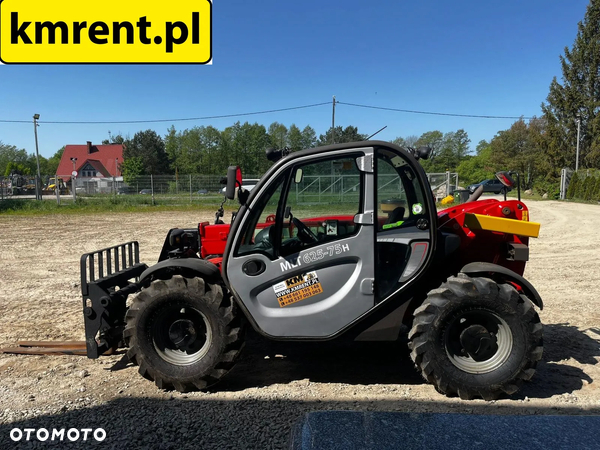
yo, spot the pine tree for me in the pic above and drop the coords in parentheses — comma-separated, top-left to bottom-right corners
(542, 0, 600, 172)
(594, 175, 600, 200)
(567, 171, 580, 199)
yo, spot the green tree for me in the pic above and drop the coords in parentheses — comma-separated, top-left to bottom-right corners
(301, 125, 317, 149)
(487, 119, 549, 189)
(164, 125, 181, 167)
(594, 176, 600, 200)
(4, 161, 31, 176)
(102, 133, 126, 145)
(415, 131, 444, 158)
(268, 122, 288, 149)
(541, 0, 600, 171)
(120, 156, 145, 184)
(123, 130, 170, 174)
(421, 130, 471, 173)
(392, 135, 419, 148)
(317, 125, 367, 146)
(220, 122, 271, 176)
(456, 146, 495, 186)
(44, 147, 64, 175)
(0, 142, 29, 175)
(288, 124, 304, 151)
(567, 171, 580, 199)
(580, 176, 593, 199)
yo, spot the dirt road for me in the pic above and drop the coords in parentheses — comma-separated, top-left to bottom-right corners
(0, 200, 599, 448)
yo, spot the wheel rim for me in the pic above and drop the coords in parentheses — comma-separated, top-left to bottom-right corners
(444, 309, 513, 374)
(151, 305, 212, 366)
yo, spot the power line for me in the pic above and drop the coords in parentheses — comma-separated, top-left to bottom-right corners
(0, 100, 535, 125)
(336, 101, 535, 120)
(0, 102, 330, 125)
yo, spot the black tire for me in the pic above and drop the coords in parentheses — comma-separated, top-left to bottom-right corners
(124, 275, 244, 392)
(408, 274, 543, 400)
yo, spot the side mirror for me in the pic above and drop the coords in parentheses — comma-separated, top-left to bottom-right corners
(225, 166, 242, 200)
(294, 168, 303, 184)
(416, 146, 432, 160)
(495, 171, 515, 188)
(406, 146, 432, 160)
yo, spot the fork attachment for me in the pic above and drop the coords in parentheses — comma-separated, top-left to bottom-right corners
(81, 241, 148, 358)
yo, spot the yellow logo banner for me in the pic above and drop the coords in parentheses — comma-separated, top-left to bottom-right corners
(0, 0, 212, 64)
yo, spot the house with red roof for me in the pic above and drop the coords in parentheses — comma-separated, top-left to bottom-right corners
(56, 141, 124, 193)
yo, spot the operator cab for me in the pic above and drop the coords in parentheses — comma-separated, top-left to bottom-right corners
(222, 141, 436, 339)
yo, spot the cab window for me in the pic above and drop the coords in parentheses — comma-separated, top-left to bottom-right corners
(279, 156, 363, 256)
(377, 152, 427, 231)
(234, 172, 287, 259)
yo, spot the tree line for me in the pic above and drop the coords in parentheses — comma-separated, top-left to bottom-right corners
(115, 123, 368, 182)
(0, 143, 64, 178)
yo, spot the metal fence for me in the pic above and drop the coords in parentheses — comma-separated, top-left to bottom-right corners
(427, 172, 459, 200)
(291, 172, 458, 204)
(1, 171, 459, 204)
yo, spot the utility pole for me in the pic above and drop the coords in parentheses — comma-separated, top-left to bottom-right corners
(331, 95, 336, 144)
(576, 117, 581, 172)
(33, 114, 42, 200)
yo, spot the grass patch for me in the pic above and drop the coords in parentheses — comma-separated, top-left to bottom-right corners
(0, 194, 232, 216)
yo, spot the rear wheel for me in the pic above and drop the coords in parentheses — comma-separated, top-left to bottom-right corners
(409, 274, 543, 400)
(124, 275, 244, 392)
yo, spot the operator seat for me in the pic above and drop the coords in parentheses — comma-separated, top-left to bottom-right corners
(385, 207, 405, 225)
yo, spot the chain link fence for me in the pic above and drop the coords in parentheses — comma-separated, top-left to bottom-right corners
(1, 171, 459, 204)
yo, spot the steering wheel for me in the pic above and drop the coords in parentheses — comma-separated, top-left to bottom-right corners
(292, 217, 319, 244)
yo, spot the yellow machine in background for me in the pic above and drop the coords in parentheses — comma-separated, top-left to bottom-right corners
(43, 177, 68, 194)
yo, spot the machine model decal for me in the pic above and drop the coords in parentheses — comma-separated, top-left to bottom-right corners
(279, 243, 350, 272)
(302, 243, 350, 264)
(273, 271, 323, 307)
(412, 203, 424, 215)
(382, 220, 404, 230)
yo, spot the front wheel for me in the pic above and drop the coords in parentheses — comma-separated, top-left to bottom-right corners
(409, 274, 543, 400)
(124, 275, 244, 392)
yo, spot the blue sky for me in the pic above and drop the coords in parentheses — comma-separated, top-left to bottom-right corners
(0, 0, 591, 158)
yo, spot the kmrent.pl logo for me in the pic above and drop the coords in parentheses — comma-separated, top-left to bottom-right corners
(10, 428, 106, 442)
(0, 0, 212, 64)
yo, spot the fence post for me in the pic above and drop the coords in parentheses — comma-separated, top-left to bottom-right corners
(560, 168, 572, 200)
(55, 174, 60, 205)
(72, 175, 76, 203)
(151, 174, 155, 206)
(446, 171, 450, 197)
(189, 174, 192, 204)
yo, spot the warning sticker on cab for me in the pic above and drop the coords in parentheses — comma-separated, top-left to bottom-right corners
(273, 271, 323, 307)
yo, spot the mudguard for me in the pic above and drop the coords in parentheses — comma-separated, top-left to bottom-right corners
(140, 258, 222, 284)
(460, 262, 543, 309)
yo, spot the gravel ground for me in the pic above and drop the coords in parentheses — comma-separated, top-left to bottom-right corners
(0, 199, 599, 449)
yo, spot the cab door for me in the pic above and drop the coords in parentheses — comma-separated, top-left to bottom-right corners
(375, 148, 435, 300)
(224, 147, 376, 338)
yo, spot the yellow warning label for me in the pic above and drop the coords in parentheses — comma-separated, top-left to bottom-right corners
(273, 271, 323, 307)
